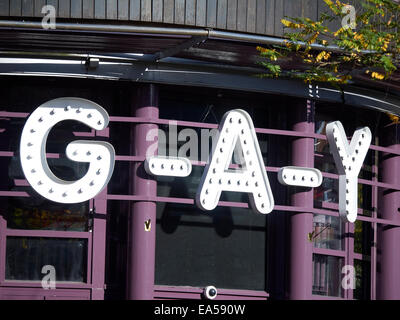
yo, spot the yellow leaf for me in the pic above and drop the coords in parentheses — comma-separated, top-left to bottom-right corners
(281, 18, 303, 29)
(281, 19, 292, 28)
(316, 51, 331, 62)
(334, 27, 345, 37)
(371, 72, 385, 80)
(307, 32, 320, 45)
(386, 113, 400, 124)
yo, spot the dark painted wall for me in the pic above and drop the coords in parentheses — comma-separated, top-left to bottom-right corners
(0, 0, 356, 37)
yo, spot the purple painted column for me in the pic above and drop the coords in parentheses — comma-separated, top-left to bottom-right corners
(377, 123, 400, 300)
(289, 100, 315, 300)
(91, 126, 110, 300)
(91, 188, 107, 300)
(127, 84, 158, 300)
(0, 214, 6, 285)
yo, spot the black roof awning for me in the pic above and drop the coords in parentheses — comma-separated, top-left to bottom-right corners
(0, 23, 400, 116)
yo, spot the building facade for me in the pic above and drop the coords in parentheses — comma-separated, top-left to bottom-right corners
(0, 0, 400, 300)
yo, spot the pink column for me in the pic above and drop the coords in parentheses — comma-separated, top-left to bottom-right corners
(377, 123, 400, 299)
(91, 127, 110, 300)
(127, 85, 158, 300)
(91, 188, 107, 300)
(289, 100, 314, 299)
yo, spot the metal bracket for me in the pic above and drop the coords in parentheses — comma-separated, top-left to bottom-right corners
(85, 57, 100, 70)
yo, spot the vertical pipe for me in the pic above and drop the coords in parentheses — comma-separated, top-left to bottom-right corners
(370, 140, 379, 300)
(127, 84, 159, 300)
(91, 127, 110, 300)
(377, 123, 400, 300)
(289, 100, 314, 300)
(346, 222, 354, 299)
(0, 214, 6, 284)
(91, 190, 108, 299)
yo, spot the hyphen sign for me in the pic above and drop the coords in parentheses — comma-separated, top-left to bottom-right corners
(20, 98, 371, 223)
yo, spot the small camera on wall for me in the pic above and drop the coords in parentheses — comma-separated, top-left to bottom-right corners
(203, 286, 218, 300)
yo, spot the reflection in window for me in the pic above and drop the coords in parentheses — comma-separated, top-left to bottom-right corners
(155, 202, 267, 291)
(314, 120, 336, 175)
(314, 121, 339, 206)
(314, 178, 339, 205)
(313, 215, 344, 251)
(6, 237, 87, 282)
(6, 197, 88, 231)
(312, 254, 344, 297)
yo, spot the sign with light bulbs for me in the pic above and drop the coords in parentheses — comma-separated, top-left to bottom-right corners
(20, 98, 372, 223)
(19, 97, 115, 204)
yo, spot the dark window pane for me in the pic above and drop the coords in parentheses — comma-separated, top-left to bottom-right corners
(104, 200, 129, 299)
(6, 237, 87, 282)
(358, 184, 373, 216)
(155, 203, 267, 291)
(354, 259, 371, 300)
(6, 197, 89, 231)
(157, 165, 204, 199)
(159, 86, 290, 131)
(312, 254, 344, 297)
(354, 221, 373, 255)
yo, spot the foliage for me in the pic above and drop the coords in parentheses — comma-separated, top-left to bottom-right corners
(257, 0, 400, 85)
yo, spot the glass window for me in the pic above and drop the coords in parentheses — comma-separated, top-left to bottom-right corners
(354, 220, 373, 255)
(358, 184, 373, 216)
(159, 87, 290, 131)
(313, 215, 345, 251)
(5, 197, 89, 231)
(155, 202, 267, 291)
(5, 237, 88, 282)
(104, 201, 128, 299)
(354, 259, 371, 300)
(312, 254, 344, 297)
(314, 177, 339, 206)
(155, 88, 291, 292)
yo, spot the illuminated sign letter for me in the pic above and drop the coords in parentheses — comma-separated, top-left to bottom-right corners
(196, 109, 274, 214)
(326, 121, 371, 222)
(20, 97, 115, 203)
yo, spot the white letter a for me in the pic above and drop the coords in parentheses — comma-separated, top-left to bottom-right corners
(196, 109, 274, 214)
